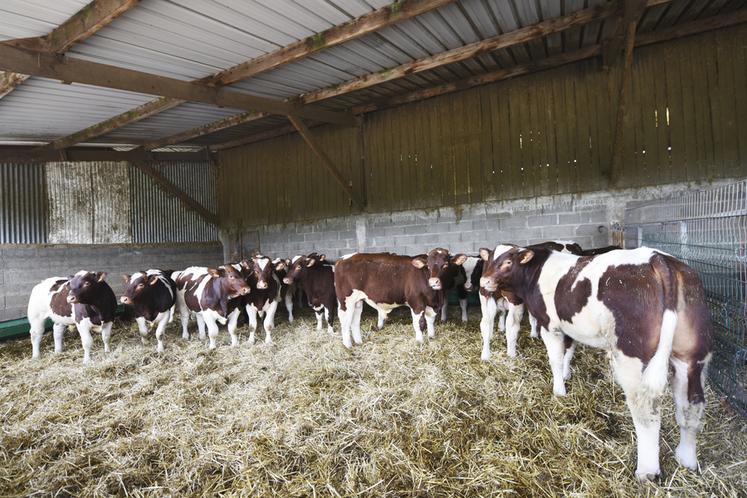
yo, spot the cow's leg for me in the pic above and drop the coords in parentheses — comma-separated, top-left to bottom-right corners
(410, 308, 425, 344)
(562, 337, 576, 380)
(324, 305, 334, 335)
(540, 328, 567, 396)
(100, 322, 112, 354)
(246, 305, 258, 345)
(204, 315, 220, 350)
(196, 313, 207, 341)
(504, 303, 523, 359)
(459, 298, 468, 323)
(479, 295, 496, 361)
(338, 301, 354, 349)
(136, 316, 149, 345)
(671, 355, 708, 471)
(29, 317, 46, 359)
(76, 321, 94, 364)
(168, 305, 175, 323)
(284, 290, 294, 323)
(377, 309, 386, 329)
(314, 306, 324, 331)
(227, 308, 240, 347)
(497, 309, 506, 332)
(351, 300, 364, 345)
(154, 313, 169, 353)
(263, 300, 278, 344)
(425, 306, 437, 339)
(529, 314, 539, 338)
(53, 322, 66, 354)
(178, 300, 190, 340)
(611, 351, 661, 481)
(440, 304, 448, 322)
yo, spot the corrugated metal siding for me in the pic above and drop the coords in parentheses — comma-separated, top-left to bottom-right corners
(0, 163, 47, 244)
(218, 126, 361, 226)
(218, 25, 747, 226)
(130, 161, 218, 243)
(46, 161, 132, 243)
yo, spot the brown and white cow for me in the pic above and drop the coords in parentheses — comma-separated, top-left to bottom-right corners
(334, 249, 466, 348)
(239, 254, 282, 345)
(121, 269, 176, 353)
(281, 252, 336, 334)
(272, 257, 296, 323)
(480, 244, 713, 480)
(27, 271, 117, 363)
(174, 265, 250, 349)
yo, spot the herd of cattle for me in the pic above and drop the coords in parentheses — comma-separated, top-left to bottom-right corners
(25, 240, 713, 482)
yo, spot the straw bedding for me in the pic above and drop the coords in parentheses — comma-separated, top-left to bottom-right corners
(0, 307, 745, 497)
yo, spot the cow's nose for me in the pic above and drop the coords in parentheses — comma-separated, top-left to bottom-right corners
(283, 277, 292, 285)
(241, 287, 250, 295)
(480, 277, 494, 289)
(257, 281, 268, 289)
(428, 277, 442, 289)
(66, 295, 76, 303)
(120, 296, 131, 304)
(464, 283, 473, 291)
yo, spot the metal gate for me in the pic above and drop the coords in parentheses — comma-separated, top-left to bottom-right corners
(624, 180, 747, 416)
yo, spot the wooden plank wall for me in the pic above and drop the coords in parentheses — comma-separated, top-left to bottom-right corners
(218, 24, 747, 227)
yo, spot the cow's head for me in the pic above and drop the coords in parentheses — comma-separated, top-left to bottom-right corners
(462, 257, 483, 292)
(479, 244, 533, 293)
(120, 272, 160, 304)
(212, 264, 251, 298)
(67, 270, 108, 304)
(412, 247, 467, 290)
(242, 254, 275, 290)
(282, 253, 325, 284)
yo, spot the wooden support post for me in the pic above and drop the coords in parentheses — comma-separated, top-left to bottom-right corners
(288, 115, 364, 210)
(131, 161, 219, 225)
(608, 20, 638, 185)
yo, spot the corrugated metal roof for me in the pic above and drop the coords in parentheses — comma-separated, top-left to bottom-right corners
(0, 0, 741, 148)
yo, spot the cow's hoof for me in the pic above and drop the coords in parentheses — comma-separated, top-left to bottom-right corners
(481, 352, 491, 362)
(343, 340, 352, 349)
(635, 469, 660, 482)
(506, 350, 517, 359)
(675, 445, 698, 470)
(553, 386, 567, 397)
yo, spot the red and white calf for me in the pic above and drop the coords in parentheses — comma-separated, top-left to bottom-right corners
(334, 249, 466, 348)
(121, 269, 176, 353)
(480, 244, 712, 480)
(272, 257, 296, 323)
(239, 255, 282, 345)
(27, 271, 117, 363)
(174, 265, 250, 349)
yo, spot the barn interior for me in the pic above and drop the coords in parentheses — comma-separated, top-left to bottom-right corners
(0, 0, 746, 495)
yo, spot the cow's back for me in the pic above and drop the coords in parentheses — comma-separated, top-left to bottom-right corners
(335, 253, 415, 307)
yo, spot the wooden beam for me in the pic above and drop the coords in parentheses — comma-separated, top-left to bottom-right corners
(210, 124, 300, 151)
(635, 8, 747, 47)
(0, 0, 142, 101)
(0, 43, 355, 126)
(0, 146, 209, 164)
(21, 1, 453, 162)
(206, 0, 457, 87)
(288, 115, 363, 210)
(152, 4, 615, 150)
(602, 0, 648, 66)
(131, 161, 219, 225)
(140, 112, 270, 151)
(608, 20, 638, 184)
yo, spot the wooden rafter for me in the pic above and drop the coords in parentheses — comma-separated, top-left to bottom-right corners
(288, 115, 363, 210)
(143, 3, 617, 151)
(210, 7, 747, 152)
(18, 0, 455, 158)
(608, 20, 639, 183)
(602, 0, 648, 66)
(0, 0, 141, 100)
(0, 146, 209, 164)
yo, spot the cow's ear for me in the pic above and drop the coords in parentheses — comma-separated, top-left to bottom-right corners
(319, 254, 326, 261)
(96, 271, 107, 282)
(208, 268, 220, 277)
(240, 259, 250, 270)
(518, 250, 534, 265)
(275, 261, 286, 271)
(122, 274, 130, 285)
(479, 248, 491, 261)
(452, 254, 468, 266)
(411, 257, 427, 269)
(148, 275, 160, 286)
(306, 258, 316, 267)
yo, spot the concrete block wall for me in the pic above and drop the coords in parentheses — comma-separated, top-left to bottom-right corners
(224, 180, 738, 262)
(0, 242, 223, 321)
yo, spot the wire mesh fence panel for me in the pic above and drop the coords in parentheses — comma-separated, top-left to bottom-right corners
(624, 180, 747, 416)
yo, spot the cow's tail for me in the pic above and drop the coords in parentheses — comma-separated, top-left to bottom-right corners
(641, 253, 679, 395)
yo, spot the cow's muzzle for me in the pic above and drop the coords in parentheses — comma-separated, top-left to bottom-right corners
(428, 278, 442, 290)
(240, 287, 251, 295)
(66, 295, 77, 303)
(256, 281, 268, 290)
(283, 277, 292, 285)
(480, 277, 497, 292)
(120, 296, 132, 304)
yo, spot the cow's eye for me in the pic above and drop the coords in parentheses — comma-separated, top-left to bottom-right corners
(137, 283, 144, 289)
(296, 265, 301, 270)
(442, 263, 449, 269)
(83, 282, 90, 287)
(229, 274, 235, 279)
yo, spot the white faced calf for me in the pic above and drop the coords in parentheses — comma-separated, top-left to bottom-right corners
(239, 255, 282, 345)
(27, 271, 117, 363)
(121, 270, 176, 353)
(480, 244, 713, 481)
(281, 253, 336, 334)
